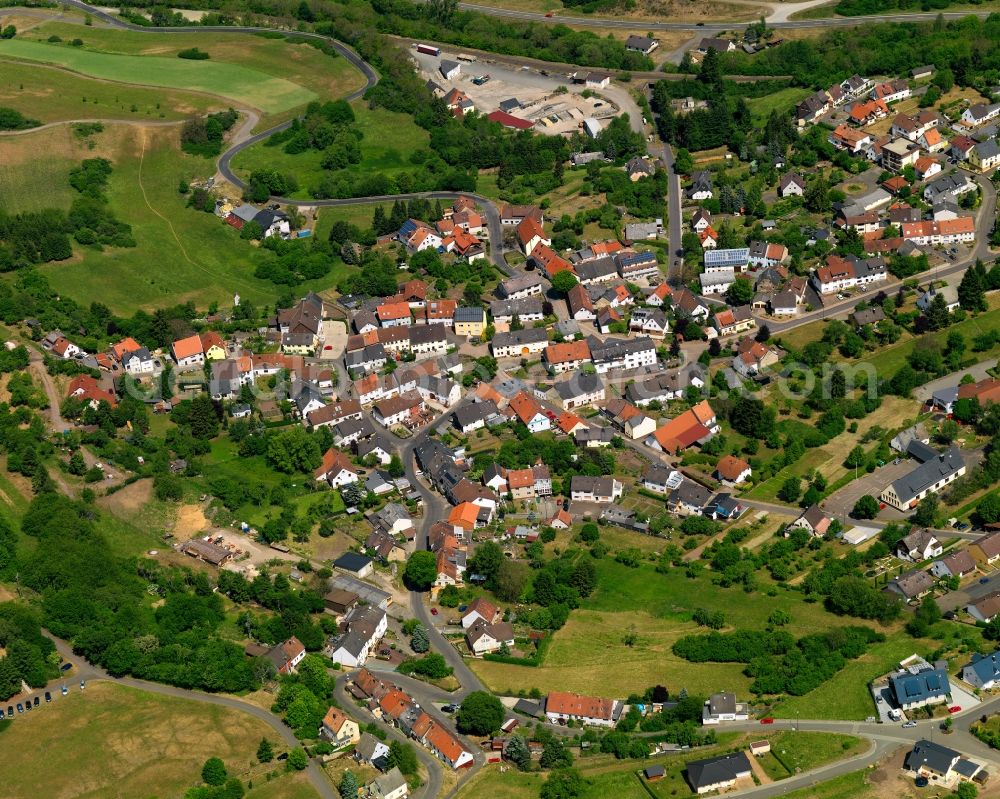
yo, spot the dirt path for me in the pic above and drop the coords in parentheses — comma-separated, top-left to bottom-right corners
(746, 749, 774, 785)
(27, 348, 66, 431)
(136, 127, 198, 267)
(0, 117, 184, 137)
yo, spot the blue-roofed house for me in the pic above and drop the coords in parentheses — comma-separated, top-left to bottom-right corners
(889, 662, 950, 711)
(962, 650, 1000, 690)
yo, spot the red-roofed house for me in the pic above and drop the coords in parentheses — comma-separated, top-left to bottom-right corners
(67, 374, 117, 409)
(172, 334, 204, 368)
(516, 217, 550, 256)
(545, 691, 621, 727)
(315, 448, 358, 488)
(649, 400, 719, 454)
(715, 455, 752, 486)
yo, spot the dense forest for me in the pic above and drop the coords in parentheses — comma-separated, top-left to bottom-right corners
(716, 15, 1000, 92)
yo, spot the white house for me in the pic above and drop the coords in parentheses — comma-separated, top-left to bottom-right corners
(545, 691, 621, 727)
(324, 606, 388, 668)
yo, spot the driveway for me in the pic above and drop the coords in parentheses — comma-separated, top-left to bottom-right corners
(936, 566, 1000, 613)
(318, 320, 347, 361)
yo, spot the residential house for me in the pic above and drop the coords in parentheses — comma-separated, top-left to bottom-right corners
(423, 299, 457, 326)
(367, 767, 409, 799)
(355, 733, 391, 768)
(905, 740, 983, 785)
(516, 216, 549, 256)
(570, 476, 623, 503)
(315, 448, 359, 488)
(543, 340, 592, 374)
(499, 273, 544, 300)
(889, 663, 951, 710)
(712, 306, 755, 337)
(172, 334, 204, 368)
(701, 693, 749, 725)
(454, 306, 487, 338)
(554, 373, 605, 410)
(544, 691, 621, 727)
(962, 102, 1000, 128)
(897, 528, 943, 562)
(648, 400, 719, 454)
(508, 390, 550, 432)
(829, 124, 871, 154)
(715, 455, 751, 486)
(747, 241, 789, 269)
(490, 298, 544, 327)
(588, 335, 657, 373)
(790, 504, 831, 538)
(628, 307, 669, 339)
(691, 208, 712, 233)
(466, 619, 515, 655)
(687, 171, 714, 201)
(667, 479, 713, 515)
(732, 337, 779, 378)
(491, 328, 549, 358)
(373, 392, 424, 428)
(923, 172, 976, 203)
(265, 637, 306, 675)
(567, 282, 596, 321)
(886, 569, 936, 601)
(453, 400, 499, 433)
(325, 605, 388, 668)
(970, 138, 1000, 172)
(641, 463, 683, 495)
(930, 549, 977, 579)
(625, 34, 658, 54)
(778, 172, 806, 197)
(686, 752, 752, 795)
(968, 592, 1000, 623)
(970, 532, 1000, 567)
(320, 707, 361, 748)
(462, 597, 500, 629)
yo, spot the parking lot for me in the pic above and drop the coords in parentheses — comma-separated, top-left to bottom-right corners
(822, 458, 915, 521)
(4, 662, 82, 720)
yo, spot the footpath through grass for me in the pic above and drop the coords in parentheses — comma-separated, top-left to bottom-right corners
(0, 38, 315, 113)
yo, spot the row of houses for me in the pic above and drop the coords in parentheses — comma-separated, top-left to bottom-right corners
(349, 668, 475, 769)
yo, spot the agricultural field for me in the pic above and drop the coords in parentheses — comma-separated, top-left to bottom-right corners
(0, 125, 342, 312)
(229, 104, 431, 199)
(0, 681, 314, 799)
(0, 60, 225, 123)
(28, 20, 366, 121)
(0, 38, 314, 115)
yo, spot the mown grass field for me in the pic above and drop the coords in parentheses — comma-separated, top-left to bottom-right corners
(778, 770, 874, 799)
(469, 555, 892, 701)
(0, 681, 315, 799)
(760, 731, 866, 778)
(30, 20, 365, 124)
(0, 59, 225, 122)
(0, 38, 315, 114)
(0, 125, 340, 312)
(230, 103, 430, 198)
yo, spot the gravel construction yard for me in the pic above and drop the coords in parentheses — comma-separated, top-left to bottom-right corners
(412, 48, 622, 137)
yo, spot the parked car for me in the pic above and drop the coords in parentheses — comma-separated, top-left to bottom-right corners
(61, 685, 67, 696)
(60, 662, 72, 672)
(44, 692, 51, 703)
(16, 703, 23, 714)
(80, 680, 86, 690)
(980, 577, 991, 584)
(949, 706, 961, 713)
(32, 696, 39, 708)
(903, 721, 917, 728)
(442, 704, 458, 713)
(430, 608, 438, 615)
(760, 717, 775, 724)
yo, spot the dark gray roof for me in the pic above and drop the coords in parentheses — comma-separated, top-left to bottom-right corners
(454, 306, 485, 323)
(575, 257, 618, 283)
(334, 552, 373, 573)
(904, 739, 959, 775)
(906, 439, 940, 463)
(890, 445, 965, 504)
(890, 665, 949, 705)
(454, 400, 498, 428)
(555, 372, 604, 400)
(686, 752, 751, 791)
(669, 480, 712, 509)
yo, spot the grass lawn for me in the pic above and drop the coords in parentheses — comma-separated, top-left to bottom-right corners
(764, 731, 866, 776)
(0, 38, 314, 114)
(470, 556, 889, 701)
(30, 20, 365, 124)
(315, 204, 382, 239)
(777, 770, 875, 799)
(746, 87, 812, 122)
(230, 103, 430, 199)
(746, 447, 831, 501)
(0, 681, 312, 799)
(0, 125, 332, 312)
(0, 59, 225, 123)
(774, 633, 927, 720)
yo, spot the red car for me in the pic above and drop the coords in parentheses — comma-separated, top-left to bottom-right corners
(545, 10, 554, 15)
(431, 608, 438, 615)
(760, 717, 775, 725)
(949, 706, 961, 713)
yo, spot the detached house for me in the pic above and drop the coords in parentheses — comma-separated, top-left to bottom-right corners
(516, 216, 549, 256)
(790, 504, 831, 538)
(315, 448, 359, 488)
(930, 549, 977, 579)
(570, 476, 623, 504)
(896, 528, 943, 562)
(715, 455, 751, 486)
(963, 651, 1000, 690)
